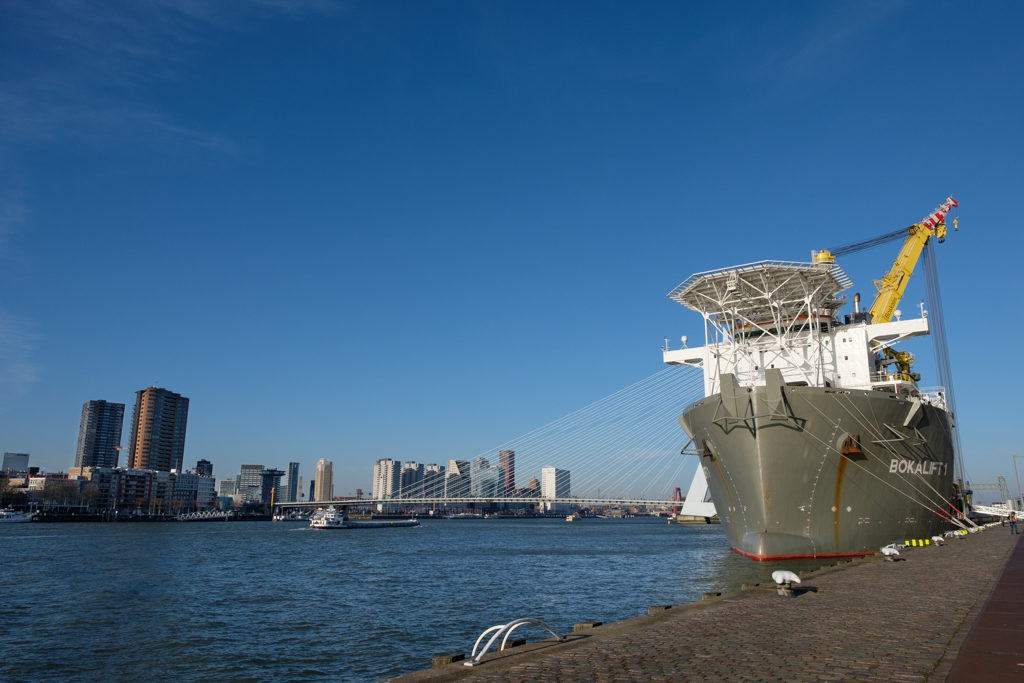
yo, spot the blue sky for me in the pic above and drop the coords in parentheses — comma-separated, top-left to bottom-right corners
(2, 1, 1022, 497)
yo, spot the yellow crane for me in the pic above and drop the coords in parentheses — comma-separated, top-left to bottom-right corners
(868, 196, 958, 325)
(820, 197, 959, 381)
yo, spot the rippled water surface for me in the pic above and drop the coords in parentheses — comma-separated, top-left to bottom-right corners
(0, 519, 826, 681)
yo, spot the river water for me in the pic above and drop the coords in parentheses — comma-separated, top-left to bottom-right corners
(1, 518, 827, 681)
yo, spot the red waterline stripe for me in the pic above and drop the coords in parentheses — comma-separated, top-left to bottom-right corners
(731, 546, 876, 562)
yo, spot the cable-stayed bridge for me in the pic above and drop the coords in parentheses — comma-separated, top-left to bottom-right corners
(277, 366, 713, 513)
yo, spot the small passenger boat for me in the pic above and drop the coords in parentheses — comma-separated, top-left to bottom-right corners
(0, 508, 35, 523)
(309, 507, 419, 529)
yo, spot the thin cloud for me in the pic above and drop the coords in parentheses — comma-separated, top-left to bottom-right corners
(0, 0, 343, 151)
(752, 2, 908, 83)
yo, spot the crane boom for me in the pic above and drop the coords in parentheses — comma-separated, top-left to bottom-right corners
(867, 196, 958, 324)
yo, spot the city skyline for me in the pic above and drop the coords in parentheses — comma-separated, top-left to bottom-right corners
(2, 2, 1023, 493)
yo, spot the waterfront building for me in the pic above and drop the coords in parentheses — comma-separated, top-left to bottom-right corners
(69, 466, 120, 509)
(284, 462, 300, 503)
(219, 478, 237, 497)
(541, 466, 571, 512)
(2, 452, 29, 473)
(499, 450, 515, 495)
(260, 468, 285, 504)
(527, 477, 539, 491)
(118, 469, 155, 511)
(173, 470, 215, 512)
(444, 459, 471, 498)
(372, 458, 400, 499)
(309, 479, 315, 502)
(127, 387, 189, 472)
(151, 470, 175, 513)
(423, 463, 444, 498)
(314, 458, 333, 501)
(401, 461, 423, 496)
(75, 401, 125, 469)
(196, 459, 213, 478)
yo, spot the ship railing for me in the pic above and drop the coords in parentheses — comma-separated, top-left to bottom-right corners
(918, 386, 947, 408)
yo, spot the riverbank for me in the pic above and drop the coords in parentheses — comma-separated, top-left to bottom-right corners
(390, 525, 1018, 681)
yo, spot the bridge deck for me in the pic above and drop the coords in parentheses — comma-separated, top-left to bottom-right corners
(277, 497, 680, 508)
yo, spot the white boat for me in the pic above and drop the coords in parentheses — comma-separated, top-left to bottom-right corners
(309, 507, 419, 529)
(0, 508, 35, 523)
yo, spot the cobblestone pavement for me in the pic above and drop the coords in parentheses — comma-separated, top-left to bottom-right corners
(390, 526, 1018, 682)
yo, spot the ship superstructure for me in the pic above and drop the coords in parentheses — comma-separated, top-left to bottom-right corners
(664, 198, 965, 559)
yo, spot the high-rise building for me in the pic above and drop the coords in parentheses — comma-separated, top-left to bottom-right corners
(238, 464, 263, 489)
(541, 466, 571, 513)
(238, 464, 263, 503)
(309, 479, 315, 502)
(444, 459, 471, 498)
(127, 387, 189, 472)
(75, 401, 125, 469)
(541, 466, 571, 498)
(219, 478, 237, 497)
(372, 458, 400, 499)
(423, 463, 445, 498)
(260, 468, 285, 504)
(471, 457, 501, 497)
(400, 461, 423, 496)
(499, 450, 515, 495)
(2, 452, 30, 472)
(196, 459, 213, 478)
(314, 458, 333, 501)
(285, 462, 300, 503)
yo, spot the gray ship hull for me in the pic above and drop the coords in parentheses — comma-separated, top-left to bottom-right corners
(680, 378, 956, 560)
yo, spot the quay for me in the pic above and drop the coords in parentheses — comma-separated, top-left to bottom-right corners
(389, 527, 1021, 681)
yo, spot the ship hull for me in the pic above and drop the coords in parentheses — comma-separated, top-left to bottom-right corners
(680, 384, 956, 560)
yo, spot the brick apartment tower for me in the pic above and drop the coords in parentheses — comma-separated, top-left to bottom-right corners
(128, 387, 190, 472)
(499, 449, 515, 494)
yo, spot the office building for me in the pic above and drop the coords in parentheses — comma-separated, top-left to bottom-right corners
(75, 401, 125, 469)
(173, 470, 215, 512)
(541, 466, 570, 512)
(260, 468, 285, 504)
(471, 457, 502, 497)
(2, 452, 30, 472)
(499, 450, 515, 495)
(285, 462, 300, 503)
(238, 464, 263, 490)
(372, 458, 400, 499)
(219, 478, 237, 497)
(314, 458, 333, 501)
(127, 387, 189, 472)
(196, 459, 213, 478)
(541, 466, 571, 498)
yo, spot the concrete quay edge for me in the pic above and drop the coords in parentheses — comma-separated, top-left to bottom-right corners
(384, 526, 1018, 682)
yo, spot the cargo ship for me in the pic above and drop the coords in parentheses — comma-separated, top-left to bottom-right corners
(663, 198, 966, 560)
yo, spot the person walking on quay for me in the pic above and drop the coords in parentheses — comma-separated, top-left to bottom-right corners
(1010, 511, 1018, 534)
